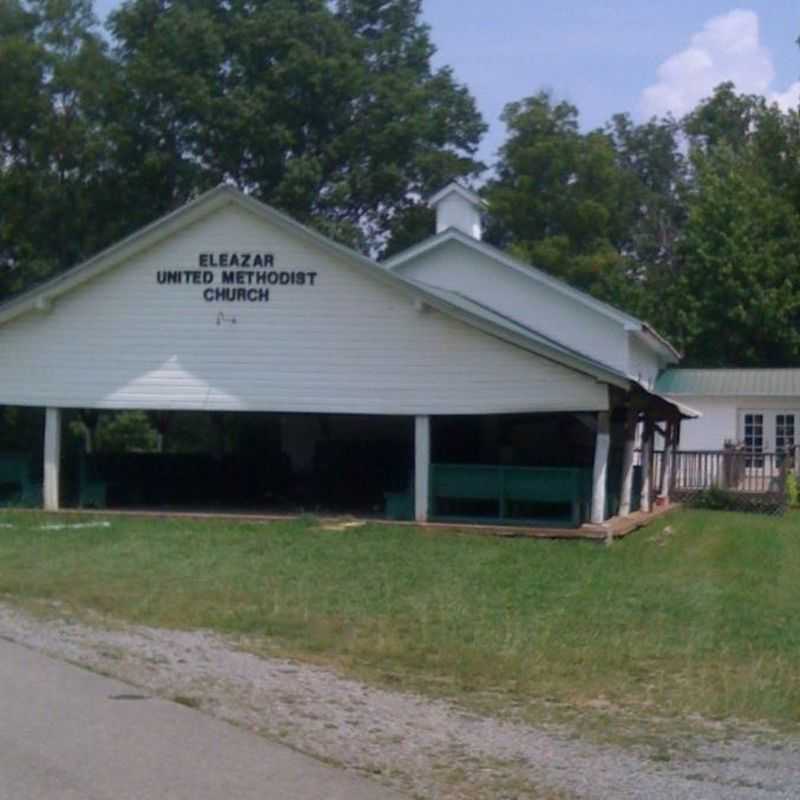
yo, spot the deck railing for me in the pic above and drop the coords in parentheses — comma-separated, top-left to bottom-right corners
(670, 447, 795, 514)
(672, 450, 788, 494)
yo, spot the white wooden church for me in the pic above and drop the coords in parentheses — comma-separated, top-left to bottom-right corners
(0, 183, 695, 528)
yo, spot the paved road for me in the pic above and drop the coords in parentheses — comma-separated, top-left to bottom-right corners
(0, 638, 403, 799)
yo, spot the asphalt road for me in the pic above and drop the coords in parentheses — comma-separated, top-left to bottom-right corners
(0, 637, 403, 800)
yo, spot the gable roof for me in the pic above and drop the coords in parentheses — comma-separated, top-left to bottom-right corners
(656, 368, 800, 397)
(0, 184, 631, 389)
(411, 281, 631, 384)
(427, 182, 487, 210)
(384, 228, 680, 362)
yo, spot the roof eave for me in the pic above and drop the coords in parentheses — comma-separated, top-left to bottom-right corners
(426, 182, 487, 210)
(0, 186, 240, 327)
(385, 230, 656, 332)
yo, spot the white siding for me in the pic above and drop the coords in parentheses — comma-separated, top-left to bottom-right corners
(434, 194, 482, 239)
(0, 204, 609, 415)
(393, 239, 630, 373)
(674, 398, 738, 450)
(675, 396, 800, 450)
(628, 334, 663, 390)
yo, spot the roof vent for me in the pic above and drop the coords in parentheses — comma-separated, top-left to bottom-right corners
(427, 183, 486, 240)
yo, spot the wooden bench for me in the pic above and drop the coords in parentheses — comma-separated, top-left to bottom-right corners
(429, 464, 591, 527)
(0, 452, 42, 508)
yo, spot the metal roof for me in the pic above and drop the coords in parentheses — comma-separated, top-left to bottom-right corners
(656, 368, 800, 397)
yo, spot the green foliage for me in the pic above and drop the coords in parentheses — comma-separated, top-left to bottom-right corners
(687, 487, 744, 512)
(94, 411, 159, 453)
(668, 144, 800, 365)
(105, 0, 485, 253)
(0, 407, 44, 451)
(6, 5, 800, 371)
(787, 472, 799, 508)
(0, 0, 117, 298)
(0, 0, 485, 302)
(484, 81, 800, 367)
(484, 93, 637, 293)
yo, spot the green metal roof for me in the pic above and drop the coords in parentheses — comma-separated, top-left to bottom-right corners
(656, 368, 800, 397)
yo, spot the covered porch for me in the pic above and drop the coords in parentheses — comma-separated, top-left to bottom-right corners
(1, 385, 692, 531)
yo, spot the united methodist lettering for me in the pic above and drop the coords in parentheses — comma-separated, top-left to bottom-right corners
(155, 251, 318, 302)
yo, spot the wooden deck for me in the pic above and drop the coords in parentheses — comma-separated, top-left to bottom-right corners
(8, 504, 680, 542)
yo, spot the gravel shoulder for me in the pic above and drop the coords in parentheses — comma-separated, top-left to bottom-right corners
(0, 600, 797, 800)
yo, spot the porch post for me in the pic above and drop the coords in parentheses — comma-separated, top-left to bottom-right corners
(658, 420, 675, 504)
(43, 407, 62, 511)
(591, 411, 611, 524)
(414, 415, 431, 523)
(619, 409, 637, 517)
(640, 417, 654, 514)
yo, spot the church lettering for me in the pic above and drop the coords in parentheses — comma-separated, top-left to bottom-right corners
(156, 252, 317, 306)
(198, 252, 274, 268)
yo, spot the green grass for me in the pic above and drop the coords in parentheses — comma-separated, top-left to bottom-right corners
(1, 509, 799, 732)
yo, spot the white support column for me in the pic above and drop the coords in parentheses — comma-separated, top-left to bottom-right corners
(640, 418, 654, 514)
(619, 409, 637, 517)
(658, 421, 675, 504)
(43, 407, 62, 511)
(414, 415, 431, 523)
(591, 411, 611, 525)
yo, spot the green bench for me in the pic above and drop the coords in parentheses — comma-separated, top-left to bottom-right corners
(0, 452, 42, 508)
(78, 455, 107, 509)
(429, 464, 592, 527)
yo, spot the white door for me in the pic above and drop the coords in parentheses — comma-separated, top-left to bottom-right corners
(775, 413, 796, 456)
(741, 412, 766, 469)
(739, 410, 798, 474)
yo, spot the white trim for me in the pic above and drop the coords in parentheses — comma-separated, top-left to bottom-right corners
(427, 182, 487, 210)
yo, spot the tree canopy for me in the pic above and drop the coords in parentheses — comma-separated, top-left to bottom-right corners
(0, 0, 485, 298)
(3, 3, 800, 369)
(483, 83, 800, 367)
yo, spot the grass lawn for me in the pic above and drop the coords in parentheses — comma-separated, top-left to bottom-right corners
(0, 509, 799, 734)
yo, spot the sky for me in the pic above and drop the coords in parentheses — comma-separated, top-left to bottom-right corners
(93, 0, 800, 165)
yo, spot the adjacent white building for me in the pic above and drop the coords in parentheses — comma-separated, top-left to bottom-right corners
(0, 183, 692, 526)
(656, 369, 800, 456)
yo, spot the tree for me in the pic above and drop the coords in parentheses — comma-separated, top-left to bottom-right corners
(605, 113, 687, 280)
(0, 0, 115, 299)
(668, 144, 800, 366)
(106, 0, 486, 253)
(483, 92, 638, 294)
(0, 0, 485, 302)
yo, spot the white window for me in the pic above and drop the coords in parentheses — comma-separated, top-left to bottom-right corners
(739, 410, 799, 460)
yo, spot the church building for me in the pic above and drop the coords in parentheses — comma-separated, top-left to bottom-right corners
(0, 183, 694, 527)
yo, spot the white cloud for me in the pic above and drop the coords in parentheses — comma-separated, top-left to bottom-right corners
(771, 81, 800, 112)
(641, 9, 798, 118)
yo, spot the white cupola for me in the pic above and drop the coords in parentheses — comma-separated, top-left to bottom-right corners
(427, 182, 487, 240)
